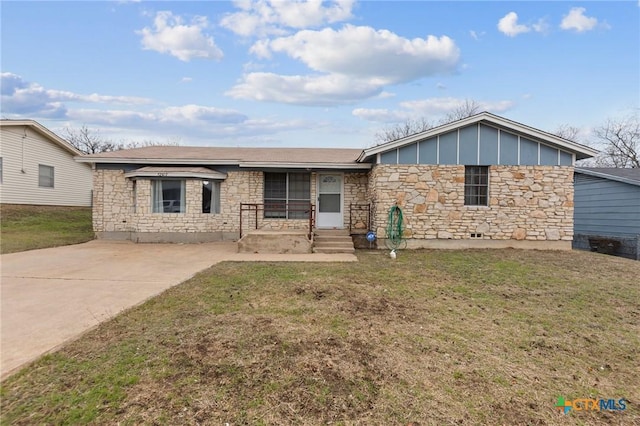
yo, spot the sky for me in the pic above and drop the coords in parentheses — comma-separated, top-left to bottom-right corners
(1, 1, 638, 149)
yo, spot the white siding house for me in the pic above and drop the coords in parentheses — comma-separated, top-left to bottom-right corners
(0, 120, 92, 206)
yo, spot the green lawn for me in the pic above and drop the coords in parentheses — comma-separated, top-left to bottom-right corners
(1, 249, 638, 425)
(0, 204, 93, 254)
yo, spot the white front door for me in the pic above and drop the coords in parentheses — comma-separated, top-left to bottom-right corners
(316, 173, 343, 229)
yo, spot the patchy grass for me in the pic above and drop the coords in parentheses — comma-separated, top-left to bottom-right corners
(0, 204, 93, 254)
(1, 249, 638, 425)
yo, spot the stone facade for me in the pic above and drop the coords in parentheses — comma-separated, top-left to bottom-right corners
(93, 169, 262, 241)
(93, 169, 369, 242)
(93, 165, 572, 247)
(367, 165, 574, 249)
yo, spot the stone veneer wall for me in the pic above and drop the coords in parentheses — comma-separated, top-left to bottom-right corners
(367, 165, 574, 248)
(93, 170, 370, 241)
(343, 172, 369, 229)
(93, 169, 264, 241)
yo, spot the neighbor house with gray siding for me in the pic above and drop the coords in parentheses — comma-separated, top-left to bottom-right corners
(77, 112, 598, 252)
(573, 167, 640, 260)
(0, 120, 93, 206)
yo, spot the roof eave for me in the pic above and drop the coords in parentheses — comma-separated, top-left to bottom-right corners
(75, 157, 242, 165)
(575, 168, 640, 187)
(75, 157, 371, 170)
(238, 162, 371, 170)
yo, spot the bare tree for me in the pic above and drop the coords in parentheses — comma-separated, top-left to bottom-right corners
(64, 125, 181, 154)
(554, 124, 581, 142)
(592, 114, 639, 168)
(374, 99, 484, 144)
(441, 99, 482, 123)
(124, 136, 182, 149)
(63, 125, 120, 154)
(374, 117, 435, 144)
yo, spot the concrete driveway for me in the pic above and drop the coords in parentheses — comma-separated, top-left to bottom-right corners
(0, 240, 237, 379)
(1, 240, 357, 380)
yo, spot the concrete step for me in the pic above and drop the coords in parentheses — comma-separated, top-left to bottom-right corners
(314, 236, 353, 243)
(313, 240, 353, 246)
(313, 245, 355, 254)
(314, 229, 350, 236)
(313, 231, 355, 253)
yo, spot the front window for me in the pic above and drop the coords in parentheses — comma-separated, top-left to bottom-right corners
(38, 164, 54, 188)
(464, 166, 488, 206)
(152, 180, 185, 213)
(202, 180, 221, 214)
(264, 172, 310, 219)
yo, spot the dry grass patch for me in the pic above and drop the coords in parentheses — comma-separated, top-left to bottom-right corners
(0, 204, 93, 253)
(1, 249, 638, 425)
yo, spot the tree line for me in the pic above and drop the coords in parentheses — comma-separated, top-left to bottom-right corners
(63, 125, 180, 155)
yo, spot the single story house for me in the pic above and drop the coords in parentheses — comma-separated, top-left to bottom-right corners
(0, 119, 93, 206)
(573, 167, 640, 260)
(77, 112, 598, 251)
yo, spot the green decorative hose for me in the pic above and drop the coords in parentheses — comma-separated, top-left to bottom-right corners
(385, 205, 406, 251)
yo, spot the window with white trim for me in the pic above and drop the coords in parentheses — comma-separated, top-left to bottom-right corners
(152, 180, 185, 213)
(38, 164, 54, 188)
(464, 166, 488, 206)
(202, 180, 221, 214)
(264, 172, 311, 219)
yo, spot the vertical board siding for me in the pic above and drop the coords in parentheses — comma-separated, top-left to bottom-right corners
(418, 138, 438, 164)
(540, 144, 559, 165)
(438, 131, 457, 164)
(0, 127, 92, 206)
(520, 138, 538, 165)
(376, 122, 572, 167)
(418, 137, 437, 163)
(380, 150, 397, 164)
(560, 151, 573, 166)
(499, 131, 519, 165)
(574, 174, 640, 237)
(398, 143, 417, 164)
(479, 124, 499, 165)
(458, 124, 478, 165)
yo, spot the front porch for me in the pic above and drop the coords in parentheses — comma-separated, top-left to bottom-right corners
(237, 228, 356, 254)
(238, 202, 370, 254)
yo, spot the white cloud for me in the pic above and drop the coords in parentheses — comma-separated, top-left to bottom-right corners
(532, 18, 550, 35)
(220, 0, 355, 37)
(0, 73, 317, 146)
(469, 30, 485, 41)
(137, 11, 223, 61)
(560, 7, 599, 33)
(0, 72, 151, 118)
(497, 12, 531, 37)
(68, 107, 314, 144)
(226, 72, 383, 105)
(353, 97, 515, 123)
(180, 77, 193, 83)
(252, 25, 460, 84)
(159, 105, 247, 124)
(237, 25, 460, 105)
(352, 107, 407, 123)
